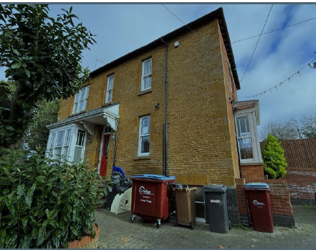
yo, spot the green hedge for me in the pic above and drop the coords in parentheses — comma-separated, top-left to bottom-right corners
(0, 149, 104, 248)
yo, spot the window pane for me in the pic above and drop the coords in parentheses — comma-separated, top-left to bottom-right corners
(56, 131, 65, 147)
(76, 131, 85, 146)
(54, 148, 62, 159)
(143, 60, 151, 75)
(79, 88, 85, 102)
(84, 86, 90, 99)
(141, 136, 150, 153)
(108, 76, 114, 89)
(237, 117, 250, 137)
(238, 138, 253, 159)
(142, 117, 150, 135)
(50, 132, 56, 148)
(106, 89, 112, 102)
(73, 146, 83, 162)
(62, 146, 69, 159)
(79, 100, 86, 111)
(64, 129, 71, 146)
(144, 76, 151, 90)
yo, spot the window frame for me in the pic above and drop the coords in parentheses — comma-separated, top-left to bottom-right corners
(138, 115, 150, 157)
(72, 85, 90, 114)
(141, 58, 152, 91)
(47, 124, 86, 162)
(235, 111, 262, 163)
(105, 74, 114, 103)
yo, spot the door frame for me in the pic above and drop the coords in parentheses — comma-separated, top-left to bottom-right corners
(98, 126, 112, 175)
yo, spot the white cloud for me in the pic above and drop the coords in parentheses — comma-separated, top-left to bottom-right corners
(1, 3, 315, 136)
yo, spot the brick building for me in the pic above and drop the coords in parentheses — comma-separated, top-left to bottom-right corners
(46, 8, 263, 187)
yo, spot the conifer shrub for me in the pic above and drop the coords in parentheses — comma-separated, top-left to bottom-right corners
(262, 134, 287, 179)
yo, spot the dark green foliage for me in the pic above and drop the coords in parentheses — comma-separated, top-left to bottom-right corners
(24, 99, 60, 152)
(262, 134, 287, 179)
(0, 148, 104, 248)
(0, 4, 95, 148)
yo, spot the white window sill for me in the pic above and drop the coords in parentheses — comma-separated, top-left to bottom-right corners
(134, 156, 150, 161)
(240, 161, 264, 166)
(138, 89, 152, 96)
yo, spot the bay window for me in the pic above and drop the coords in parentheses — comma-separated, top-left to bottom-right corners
(47, 124, 86, 162)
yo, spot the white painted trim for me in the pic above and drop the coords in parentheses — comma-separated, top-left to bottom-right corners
(236, 108, 262, 164)
(47, 123, 87, 162)
(138, 116, 150, 157)
(141, 58, 152, 91)
(105, 74, 114, 103)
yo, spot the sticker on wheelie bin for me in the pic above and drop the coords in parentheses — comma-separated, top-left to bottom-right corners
(253, 199, 266, 208)
(139, 186, 154, 203)
(210, 199, 221, 204)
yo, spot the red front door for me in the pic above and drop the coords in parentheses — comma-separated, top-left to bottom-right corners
(100, 134, 110, 177)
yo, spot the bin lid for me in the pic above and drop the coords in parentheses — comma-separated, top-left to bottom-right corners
(204, 185, 227, 193)
(245, 182, 269, 190)
(131, 174, 175, 180)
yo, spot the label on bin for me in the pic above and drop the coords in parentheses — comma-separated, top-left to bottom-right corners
(139, 186, 153, 196)
(253, 200, 265, 207)
(210, 199, 221, 204)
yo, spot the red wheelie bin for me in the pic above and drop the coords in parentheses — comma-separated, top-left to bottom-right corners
(130, 174, 175, 228)
(245, 182, 274, 233)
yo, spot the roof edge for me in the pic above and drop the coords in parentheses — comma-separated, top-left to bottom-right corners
(90, 7, 240, 90)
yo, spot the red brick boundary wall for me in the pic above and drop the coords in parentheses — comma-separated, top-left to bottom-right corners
(261, 138, 316, 204)
(284, 167, 316, 204)
(236, 178, 295, 228)
(241, 164, 264, 179)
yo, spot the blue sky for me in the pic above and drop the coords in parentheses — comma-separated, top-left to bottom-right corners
(1, 3, 316, 139)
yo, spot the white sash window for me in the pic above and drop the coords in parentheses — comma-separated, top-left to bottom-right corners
(73, 85, 90, 114)
(138, 116, 150, 156)
(106, 75, 114, 103)
(141, 58, 152, 91)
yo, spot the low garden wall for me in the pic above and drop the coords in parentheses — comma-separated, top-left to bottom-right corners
(66, 225, 99, 249)
(284, 167, 316, 204)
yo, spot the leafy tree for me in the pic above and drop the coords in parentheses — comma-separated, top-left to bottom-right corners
(300, 115, 316, 138)
(262, 134, 287, 179)
(0, 4, 95, 149)
(24, 99, 60, 152)
(260, 120, 301, 141)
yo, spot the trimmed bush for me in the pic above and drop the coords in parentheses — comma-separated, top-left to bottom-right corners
(0, 148, 104, 248)
(262, 134, 287, 179)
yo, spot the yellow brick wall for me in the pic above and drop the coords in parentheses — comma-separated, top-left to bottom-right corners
(56, 19, 240, 186)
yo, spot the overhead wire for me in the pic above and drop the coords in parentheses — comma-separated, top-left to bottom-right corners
(240, 57, 316, 99)
(240, 5, 274, 83)
(161, 4, 194, 32)
(233, 16, 316, 44)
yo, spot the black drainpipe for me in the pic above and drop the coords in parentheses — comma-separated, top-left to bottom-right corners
(161, 38, 169, 176)
(231, 100, 242, 178)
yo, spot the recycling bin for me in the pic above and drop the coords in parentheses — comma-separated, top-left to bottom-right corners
(204, 185, 229, 233)
(245, 182, 274, 233)
(130, 174, 175, 228)
(174, 187, 197, 229)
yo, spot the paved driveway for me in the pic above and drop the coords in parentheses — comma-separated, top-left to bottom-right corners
(96, 205, 316, 249)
